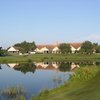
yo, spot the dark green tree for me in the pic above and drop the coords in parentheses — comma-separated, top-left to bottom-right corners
(96, 45, 100, 53)
(92, 43, 98, 53)
(59, 43, 71, 54)
(14, 41, 36, 53)
(0, 47, 7, 56)
(80, 41, 93, 54)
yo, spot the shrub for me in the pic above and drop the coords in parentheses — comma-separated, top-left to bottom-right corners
(70, 66, 99, 82)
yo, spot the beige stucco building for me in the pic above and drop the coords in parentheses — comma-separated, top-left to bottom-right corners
(34, 45, 60, 54)
(34, 43, 82, 54)
(8, 46, 19, 53)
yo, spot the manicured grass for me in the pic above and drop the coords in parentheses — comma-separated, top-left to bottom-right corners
(0, 53, 100, 63)
(31, 66, 100, 100)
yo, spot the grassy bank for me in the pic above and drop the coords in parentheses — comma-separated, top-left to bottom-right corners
(1, 66, 100, 100)
(0, 53, 100, 63)
(31, 66, 100, 100)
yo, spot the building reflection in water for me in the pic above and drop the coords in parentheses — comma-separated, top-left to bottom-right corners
(7, 62, 81, 73)
(70, 62, 80, 70)
(8, 63, 19, 68)
(34, 62, 60, 71)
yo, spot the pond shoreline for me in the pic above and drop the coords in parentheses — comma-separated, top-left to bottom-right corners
(0, 65, 100, 100)
(31, 66, 100, 100)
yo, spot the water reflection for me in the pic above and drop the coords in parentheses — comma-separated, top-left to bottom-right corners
(8, 63, 19, 68)
(0, 64, 2, 69)
(53, 76, 62, 86)
(0, 63, 72, 98)
(6, 61, 100, 74)
(71, 62, 80, 70)
(0, 61, 100, 98)
(8, 63, 36, 74)
(7, 62, 79, 73)
(58, 62, 71, 72)
(34, 62, 59, 71)
(96, 62, 100, 66)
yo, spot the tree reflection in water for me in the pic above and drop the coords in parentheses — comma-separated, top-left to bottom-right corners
(53, 76, 62, 87)
(0, 64, 2, 69)
(14, 62, 36, 74)
(58, 62, 71, 72)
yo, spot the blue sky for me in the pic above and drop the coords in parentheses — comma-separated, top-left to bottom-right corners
(0, 0, 100, 48)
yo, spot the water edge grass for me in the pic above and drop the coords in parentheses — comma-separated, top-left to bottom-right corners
(0, 87, 26, 100)
(31, 66, 100, 100)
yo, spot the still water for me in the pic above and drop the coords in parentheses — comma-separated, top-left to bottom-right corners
(0, 62, 72, 98)
(0, 61, 100, 99)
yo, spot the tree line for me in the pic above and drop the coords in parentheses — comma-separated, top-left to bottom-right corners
(0, 41, 36, 56)
(0, 40, 100, 56)
(59, 41, 100, 54)
(14, 40, 100, 54)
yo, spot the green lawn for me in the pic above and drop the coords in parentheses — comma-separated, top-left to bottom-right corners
(0, 53, 100, 63)
(31, 66, 100, 100)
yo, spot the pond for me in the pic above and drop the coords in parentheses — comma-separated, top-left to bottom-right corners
(0, 61, 100, 99)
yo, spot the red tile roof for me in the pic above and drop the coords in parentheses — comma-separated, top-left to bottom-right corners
(70, 43, 82, 49)
(36, 43, 82, 49)
(36, 45, 58, 50)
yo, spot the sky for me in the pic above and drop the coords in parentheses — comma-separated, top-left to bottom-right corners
(0, 0, 100, 48)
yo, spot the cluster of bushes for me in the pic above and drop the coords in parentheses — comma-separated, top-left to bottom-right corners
(0, 87, 25, 100)
(0, 47, 8, 56)
(59, 41, 100, 54)
(80, 41, 100, 54)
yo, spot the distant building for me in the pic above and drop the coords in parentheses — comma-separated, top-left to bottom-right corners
(34, 45, 60, 54)
(34, 43, 82, 54)
(8, 43, 82, 54)
(70, 43, 82, 53)
(8, 46, 19, 53)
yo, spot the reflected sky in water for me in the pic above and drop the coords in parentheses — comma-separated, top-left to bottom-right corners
(0, 61, 100, 98)
(0, 63, 71, 98)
